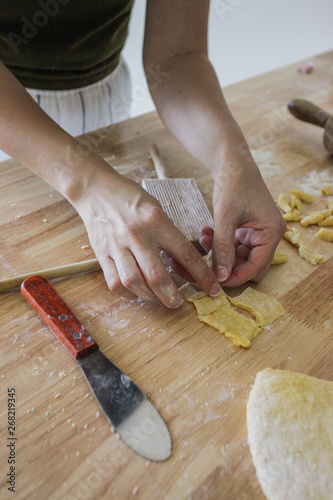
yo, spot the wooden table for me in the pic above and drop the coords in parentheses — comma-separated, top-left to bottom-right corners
(1, 51, 333, 500)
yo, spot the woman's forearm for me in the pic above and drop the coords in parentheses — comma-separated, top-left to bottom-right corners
(0, 60, 119, 203)
(145, 52, 252, 178)
(145, 50, 286, 286)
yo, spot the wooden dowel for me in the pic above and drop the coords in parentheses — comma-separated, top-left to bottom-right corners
(149, 143, 169, 179)
(0, 258, 101, 293)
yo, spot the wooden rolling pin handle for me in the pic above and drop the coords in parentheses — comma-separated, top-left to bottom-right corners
(149, 143, 168, 179)
(288, 99, 330, 128)
(21, 275, 99, 359)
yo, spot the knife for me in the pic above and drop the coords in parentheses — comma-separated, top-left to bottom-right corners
(21, 275, 172, 462)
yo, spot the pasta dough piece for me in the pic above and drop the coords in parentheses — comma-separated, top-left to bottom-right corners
(291, 231, 303, 246)
(295, 198, 302, 211)
(315, 227, 333, 242)
(179, 282, 286, 347)
(283, 227, 325, 265)
(283, 227, 301, 246)
(277, 193, 292, 213)
(247, 368, 333, 500)
(199, 307, 262, 348)
(229, 287, 285, 327)
(289, 193, 302, 211)
(321, 184, 332, 195)
(300, 213, 325, 226)
(319, 215, 333, 227)
(178, 282, 206, 302)
(179, 253, 286, 348)
(192, 290, 229, 317)
(289, 189, 314, 204)
(271, 252, 288, 265)
(179, 284, 262, 348)
(283, 229, 295, 244)
(298, 242, 325, 264)
(203, 251, 212, 267)
(308, 209, 330, 218)
(282, 210, 302, 222)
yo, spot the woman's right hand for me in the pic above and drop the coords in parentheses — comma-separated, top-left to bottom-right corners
(0, 60, 219, 308)
(72, 160, 221, 308)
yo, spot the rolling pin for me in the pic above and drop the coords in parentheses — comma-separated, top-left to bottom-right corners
(0, 259, 101, 293)
(288, 99, 333, 153)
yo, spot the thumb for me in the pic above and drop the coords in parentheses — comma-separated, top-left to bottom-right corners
(212, 212, 237, 282)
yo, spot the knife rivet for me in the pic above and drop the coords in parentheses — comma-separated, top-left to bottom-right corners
(72, 332, 81, 339)
(59, 314, 68, 321)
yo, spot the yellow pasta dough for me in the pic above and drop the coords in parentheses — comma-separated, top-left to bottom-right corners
(199, 308, 262, 348)
(321, 184, 332, 195)
(283, 227, 302, 246)
(229, 287, 286, 327)
(277, 193, 292, 213)
(300, 213, 325, 226)
(179, 283, 262, 348)
(289, 193, 302, 211)
(295, 198, 302, 211)
(191, 290, 229, 317)
(315, 227, 333, 242)
(283, 227, 325, 265)
(298, 243, 325, 264)
(179, 283, 286, 348)
(178, 282, 206, 302)
(247, 368, 333, 500)
(202, 251, 212, 267)
(308, 209, 330, 218)
(283, 228, 296, 244)
(289, 189, 314, 204)
(319, 215, 333, 227)
(282, 210, 302, 222)
(271, 252, 288, 265)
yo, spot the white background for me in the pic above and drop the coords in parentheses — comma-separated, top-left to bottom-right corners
(123, 0, 333, 117)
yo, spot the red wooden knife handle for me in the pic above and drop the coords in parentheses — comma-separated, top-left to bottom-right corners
(21, 275, 99, 359)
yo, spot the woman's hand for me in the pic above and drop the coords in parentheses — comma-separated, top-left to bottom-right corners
(199, 153, 286, 287)
(143, 2, 286, 288)
(73, 164, 221, 308)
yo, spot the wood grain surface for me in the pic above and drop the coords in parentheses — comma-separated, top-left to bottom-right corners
(1, 52, 333, 500)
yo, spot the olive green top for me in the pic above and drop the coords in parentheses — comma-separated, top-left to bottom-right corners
(0, 0, 134, 90)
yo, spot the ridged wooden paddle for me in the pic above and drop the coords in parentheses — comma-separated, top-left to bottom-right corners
(142, 144, 214, 251)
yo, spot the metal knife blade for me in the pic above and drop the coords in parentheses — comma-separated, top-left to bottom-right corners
(21, 275, 172, 461)
(78, 350, 171, 461)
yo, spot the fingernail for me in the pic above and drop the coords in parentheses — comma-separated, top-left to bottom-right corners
(216, 266, 228, 282)
(171, 296, 185, 308)
(210, 283, 221, 297)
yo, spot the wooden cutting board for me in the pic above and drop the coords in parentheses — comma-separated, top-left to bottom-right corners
(1, 51, 333, 500)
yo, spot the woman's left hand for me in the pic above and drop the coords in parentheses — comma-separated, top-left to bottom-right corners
(199, 154, 287, 287)
(165, 153, 286, 287)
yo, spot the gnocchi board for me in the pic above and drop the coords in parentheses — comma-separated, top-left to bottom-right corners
(0, 51, 333, 500)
